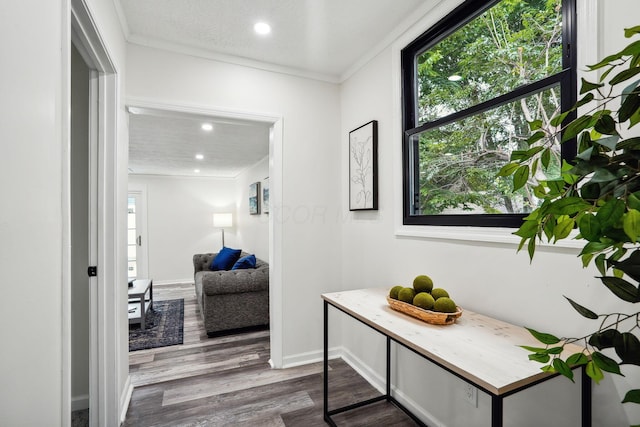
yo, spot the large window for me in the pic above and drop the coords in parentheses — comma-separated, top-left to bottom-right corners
(402, 0, 576, 227)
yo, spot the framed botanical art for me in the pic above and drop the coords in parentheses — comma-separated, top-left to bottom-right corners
(249, 182, 261, 214)
(349, 120, 378, 210)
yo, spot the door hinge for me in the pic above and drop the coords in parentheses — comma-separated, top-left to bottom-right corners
(88, 266, 97, 277)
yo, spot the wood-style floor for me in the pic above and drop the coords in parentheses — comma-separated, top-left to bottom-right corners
(123, 283, 418, 426)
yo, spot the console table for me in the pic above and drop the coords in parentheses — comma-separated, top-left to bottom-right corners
(128, 278, 153, 329)
(322, 288, 591, 427)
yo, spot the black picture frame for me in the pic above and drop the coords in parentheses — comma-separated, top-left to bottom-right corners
(349, 120, 378, 211)
(249, 182, 261, 215)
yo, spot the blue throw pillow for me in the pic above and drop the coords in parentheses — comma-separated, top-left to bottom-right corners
(231, 254, 257, 270)
(210, 247, 242, 271)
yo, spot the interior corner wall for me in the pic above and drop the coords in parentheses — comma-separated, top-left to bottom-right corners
(126, 43, 342, 362)
(337, 1, 636, 426)
(235, 157, 270, 261)
(128, 174, 237, 283)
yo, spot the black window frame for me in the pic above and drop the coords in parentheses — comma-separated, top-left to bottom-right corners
(401, 0, 577, 228)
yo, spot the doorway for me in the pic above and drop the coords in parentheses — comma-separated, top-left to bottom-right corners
(67, 1, 121, 426)
(125, 101, 284, 367)
(127, 189, 149, 280)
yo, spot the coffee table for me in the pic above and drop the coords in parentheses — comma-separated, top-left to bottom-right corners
(128, 278, 153, 329)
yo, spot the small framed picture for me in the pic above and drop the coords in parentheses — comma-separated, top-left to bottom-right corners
(349, 120, 378, 210)
(262, 177, 269, 214)
(249, 182, 261, 215)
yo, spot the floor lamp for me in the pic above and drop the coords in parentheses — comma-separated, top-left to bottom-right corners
(213, 213, 233, 248)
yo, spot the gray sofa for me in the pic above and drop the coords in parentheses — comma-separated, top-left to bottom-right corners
(193, 252, 269, 336)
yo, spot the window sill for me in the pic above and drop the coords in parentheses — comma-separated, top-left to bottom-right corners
(395, 225, 584, 249)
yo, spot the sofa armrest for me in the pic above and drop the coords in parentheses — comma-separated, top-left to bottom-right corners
(201, 267, 269, 295)
(193, 253, 215, 275)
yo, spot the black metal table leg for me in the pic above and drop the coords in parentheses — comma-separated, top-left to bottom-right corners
(582, 366, 592, 427)
(324, 301, 336, 426)
(386, 336, 391, 398)
(491, 395, 503, 427)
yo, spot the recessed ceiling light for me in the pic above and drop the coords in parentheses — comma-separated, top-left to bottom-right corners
(201, 123, 213, 131)
(194, 169, 200, 173)
(195, 154, 204, 160)
(254, 22, 271, 35)
(448, 75, 463, 82)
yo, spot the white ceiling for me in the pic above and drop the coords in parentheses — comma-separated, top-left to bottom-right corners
(128, 108, 270, 178)
(119, 0, 429, 177)
(115, 0, 427, 81)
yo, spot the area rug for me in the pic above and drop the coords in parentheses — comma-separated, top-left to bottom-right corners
(129, 299, 184, 352)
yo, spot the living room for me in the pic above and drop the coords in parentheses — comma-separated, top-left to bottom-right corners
(3, 1, 639, 426)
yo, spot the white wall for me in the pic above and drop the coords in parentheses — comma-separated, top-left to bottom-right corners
(236, 156, 270, 261)
(128, 174, 238, 283)
(338, 1, 636, 426)
(0, 2, 66, 424)
(0, 0, 128, 425)
(126, 44, 342, 363)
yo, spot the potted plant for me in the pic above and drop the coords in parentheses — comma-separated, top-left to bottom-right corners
(499, 25, 640, 425)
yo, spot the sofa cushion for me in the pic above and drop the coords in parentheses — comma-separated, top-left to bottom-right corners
(231, 254, 256, 270)
(210, 247, 242, 271)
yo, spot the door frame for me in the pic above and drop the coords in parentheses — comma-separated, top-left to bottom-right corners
(65, 1, 121, 426)
(126, 97, 285, 368)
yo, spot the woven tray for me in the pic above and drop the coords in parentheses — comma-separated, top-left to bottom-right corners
(387, 296, 463, 325)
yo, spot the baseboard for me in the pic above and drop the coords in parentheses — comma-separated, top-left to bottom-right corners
(152, 278, 193, 286)
(338, 346, 445, 427)
(119, 375, 134, 425)
(281, 346, 341, 368)
(71, 394, 89, 412)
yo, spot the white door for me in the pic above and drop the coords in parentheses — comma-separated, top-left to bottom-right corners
(127, 189, 149, 279)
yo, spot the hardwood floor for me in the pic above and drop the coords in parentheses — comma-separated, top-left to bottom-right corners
(124, 283, 418, 426)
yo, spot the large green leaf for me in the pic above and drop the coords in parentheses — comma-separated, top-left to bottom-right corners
(594, 114, 619, 135)
(580, 78, 604, 94)
(562, 115, 594, 142)
(592, 351, 623, 375)
(600, 276, 640, 303)
(597, 199, 625, 229)
(578, 214, 602, 242)
(585, 360, 605, 384)
(594, 135, 620, 150)
(625, 26, 640, 38)
(526, 327, 561, 345)
(624, 209, 640, 242)
(622, 389, 640, 404)
(566, 352, 589, 367)
(615, 332, 640, 365)
(547, 197, 590, 215)
(529, 353, 550, 363)
(513, 219, 539, 239)
(497, 162, 519, 177)
(554, 218, 574, 242)
(565, 296, 598, 319)
(513, 165, 530, 191)
(589, 329, 622, 350)
(610, 250, 640, 282)
(610, 67, 640, 85)
(553, 358, 574, 381)
(620, 92, 640, 123)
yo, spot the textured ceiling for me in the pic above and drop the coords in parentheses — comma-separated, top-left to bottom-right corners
(116, 0, 427, 81)
(128, 108, 270, 178)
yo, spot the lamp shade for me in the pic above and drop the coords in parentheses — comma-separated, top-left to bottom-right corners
(213, 213, 233, 228)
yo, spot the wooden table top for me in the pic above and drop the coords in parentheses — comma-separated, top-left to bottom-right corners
(322, 288, 584, 395)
